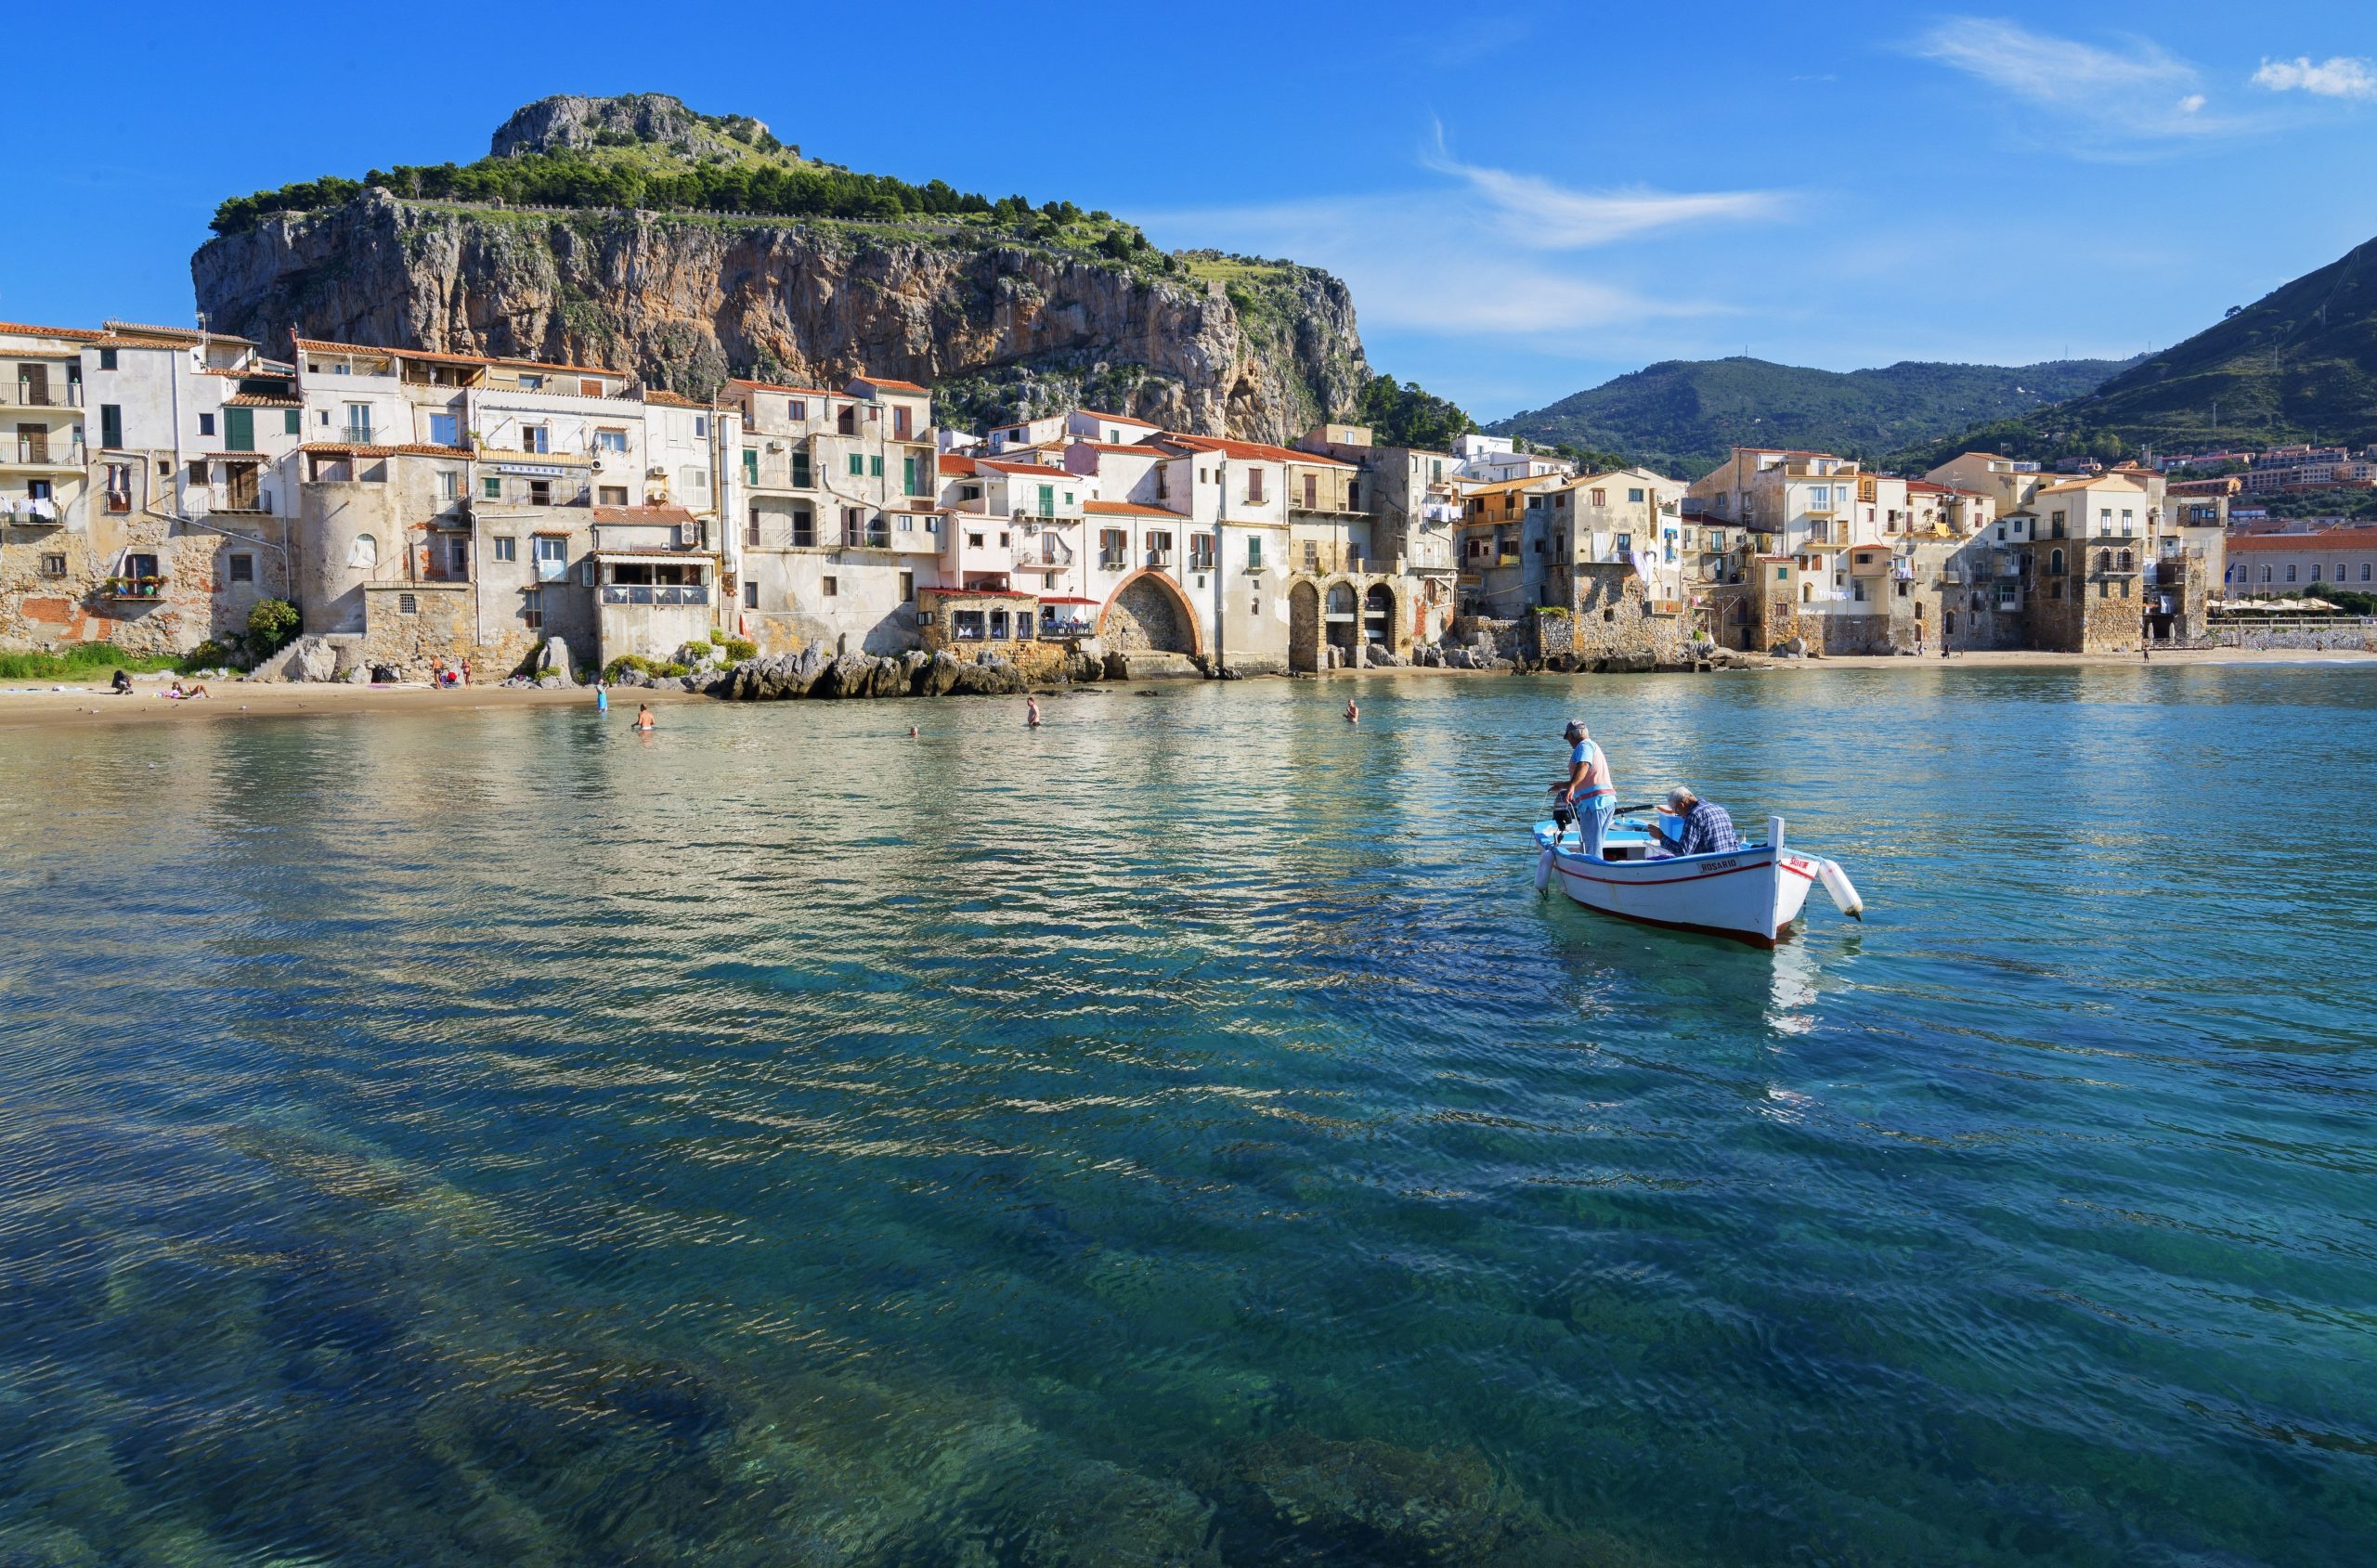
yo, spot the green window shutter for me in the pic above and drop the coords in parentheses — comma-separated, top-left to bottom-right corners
(485, 476, 502, 499)
(849, 454, 864, 477)
(223, 406, 254, 451)
(1037, 484, 1054, 516)
(792, 452, 811, 487)
(903, 456, 917, 496)
(284, 409, 301, 435)
(870, 455, 883, 478)
(99, 405, 123, 447)
(742, 449, 758, 483)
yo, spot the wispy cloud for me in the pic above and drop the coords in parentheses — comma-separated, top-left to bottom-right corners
(1135, 136, 1786, 338)
(1903, 17, 2243, 151)
(2253, 55, 2377, 100)
(1419, 125, 1784, 250)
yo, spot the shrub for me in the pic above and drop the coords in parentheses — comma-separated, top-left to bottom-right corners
(708, 628, 728, 644)
(720, 638, 757, 662)
(0, 643, 184, 681)
(603, 654, 692, 681)
(248, 598, 300, 653)
(178, 639, 240, 673)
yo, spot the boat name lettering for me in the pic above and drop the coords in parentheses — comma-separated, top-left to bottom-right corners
(1697, 859, 1738, 875)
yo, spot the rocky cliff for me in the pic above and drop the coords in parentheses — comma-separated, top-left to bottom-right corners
(192, 191, 1367, 441)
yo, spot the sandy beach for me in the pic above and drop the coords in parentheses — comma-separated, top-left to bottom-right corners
(2, 644, 2368, 732)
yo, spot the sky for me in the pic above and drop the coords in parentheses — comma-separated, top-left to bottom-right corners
(4, 1, 2371, 422)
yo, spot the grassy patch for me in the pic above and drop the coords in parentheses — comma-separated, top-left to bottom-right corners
(0, 644, 188, 681)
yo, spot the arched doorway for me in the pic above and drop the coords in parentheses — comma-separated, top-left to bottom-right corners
(1362, 582, 1395, 649)
(1288, 581, 1321, 672)
(1324, 581, 1358, 657)
(1099, 569, 1201, 654)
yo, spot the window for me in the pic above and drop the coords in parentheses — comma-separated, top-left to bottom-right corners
(2260, 566, 2271, 583)
(483, 475, 502, 499)
(99, 404, 123, 447)
(791, 452, 811, 488)
(533, 536, 567, 582)
(493, 537, 516, 562)
(869, 455, 883, 479)
(1247, 536, 1264, 570)
(527, 479, 552, 506)
(596, 429, 628, 453)
(398, 592, 418, 615)
(2363, 564, 2372, 582)
(1099, 527, 1126, 568)
(438, 470, 460, 500)
(579, 560, 596, 587)
(598, 486, 627, 506)
(694, 417, 708, 439)
(98, 348, 117, 370)
(792, 506, 814, 548)
(744, 581, 759, 609)
(521, 425, 549, 455)
(188, 459, 209, 486)
(198, 412, 214, 436)
(1189, 533, 1214, 570)
(822, 576, 838, 597)
(899, 570, 915, 603)
(1628, 487, 1644, 504)
(682, 467, 709, 497)
(788, 399, 806, 421)
(1037, 483, 1055, 517)
(40, 552, 66, 577)
(742, 448, 760, 484)
(2286, 564, 2297, 582)
(1246, 469, 1265, 503)
(849, 453, 864, 477)
(229, 553, 254, 584)
(968, 532, 985, 550)
(349, 533, 378, 569)
(904, 455, 920, 496)
(523, 587, 542, 629)
(517, 374, 543, 391)
(427, 412, 460, 447)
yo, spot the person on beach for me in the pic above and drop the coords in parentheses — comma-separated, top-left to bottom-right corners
(595, 687, 608, 713)
(110, 669, 133, 695)
(1552, 719, 1617, 859)
(460, 658, 473, 686)
(1652, 785, 1742, 857)
(635, 704, 655, 732)
(1026, 695, 1041, 729)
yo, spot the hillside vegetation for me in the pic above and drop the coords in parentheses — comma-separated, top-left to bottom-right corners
(1897, 233, 2377, 469)
(209, 93, 1172, 271)
(1490, 356, 2129, 476)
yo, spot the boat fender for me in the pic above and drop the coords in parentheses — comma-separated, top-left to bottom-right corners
(1818, 858, 1864, 920)
(1535, 848, 1554, 892)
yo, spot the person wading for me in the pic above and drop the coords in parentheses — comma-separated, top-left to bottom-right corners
(1552, 719, 1617, 859)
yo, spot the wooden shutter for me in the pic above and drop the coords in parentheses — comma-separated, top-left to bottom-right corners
(223, 407, 254, 451)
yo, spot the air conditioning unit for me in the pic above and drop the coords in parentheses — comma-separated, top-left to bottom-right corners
(766, 441, 784, 452)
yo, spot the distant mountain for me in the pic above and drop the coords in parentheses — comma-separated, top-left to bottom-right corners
(1897, 234, 2377, 471)
(1488, 356, 2132, 476)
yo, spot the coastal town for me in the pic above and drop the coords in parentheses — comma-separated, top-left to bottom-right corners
(2, 315, 2370, 688)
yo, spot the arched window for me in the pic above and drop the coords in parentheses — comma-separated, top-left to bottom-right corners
(2117, 550, 2133, 573)
(1800, 583, 1812, 603)
(349, 533, 377, 569)
(2261, 565, 2272, 582)
(2048, 549, 2065, 576)
(2096, 550, 2112, 574)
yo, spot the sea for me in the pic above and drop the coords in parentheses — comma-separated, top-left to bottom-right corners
(1, 663, 2371, 1565)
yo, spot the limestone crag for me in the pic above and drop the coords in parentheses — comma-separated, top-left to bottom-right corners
(720, 646, 1100, 701)
(193, 192, 1366, 441)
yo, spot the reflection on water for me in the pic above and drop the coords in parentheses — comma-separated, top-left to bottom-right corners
(1, 666, 2374, 1564)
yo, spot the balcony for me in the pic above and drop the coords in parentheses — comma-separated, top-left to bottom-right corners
(1146, 549, 1174, 569)
(100, 575, 168, 601)
(600, 584, 709, 607)
(331, 425, 380, 447)
(1, 382, 83, 409)
(4, 437, 84, 470)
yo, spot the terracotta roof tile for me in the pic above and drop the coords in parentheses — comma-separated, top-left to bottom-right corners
(1083, 499, 1189, 518)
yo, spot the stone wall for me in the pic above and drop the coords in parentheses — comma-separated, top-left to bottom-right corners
(1, 513, 287, 657)
(1535, 572, 1692, 667)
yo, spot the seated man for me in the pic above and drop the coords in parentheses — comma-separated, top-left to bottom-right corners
(1654, 785, 1742, 857)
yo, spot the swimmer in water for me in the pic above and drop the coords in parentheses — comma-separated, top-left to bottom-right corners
(634, 703, 655, 732)
(1026, 695, 1042, 728)
(1345, 699, 1358, 722)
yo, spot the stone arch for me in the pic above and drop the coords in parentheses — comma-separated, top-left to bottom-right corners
(1098, 568, 1202, 656)
(1362, 581, 1396, 648)
(1323, 578, 1359, 655)
(1288, 580, 1321, 672)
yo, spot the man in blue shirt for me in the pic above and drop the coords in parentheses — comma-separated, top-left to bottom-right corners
(1552, 719, 1617, 858)
(1654, 785, 1742, 857)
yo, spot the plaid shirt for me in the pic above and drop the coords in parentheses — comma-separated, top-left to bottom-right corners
(1671, 799, 1742, 856)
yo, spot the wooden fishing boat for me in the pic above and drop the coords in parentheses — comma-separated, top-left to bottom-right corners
(1532, 807, 1863, 948)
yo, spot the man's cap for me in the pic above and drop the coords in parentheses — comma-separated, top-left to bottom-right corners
(1562, 719, 1586, 738)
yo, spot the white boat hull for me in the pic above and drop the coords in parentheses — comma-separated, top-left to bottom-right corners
(1532, 819, 1827, 947)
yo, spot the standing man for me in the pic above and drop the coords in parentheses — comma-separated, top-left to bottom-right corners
(1553, 719, 1617, 859)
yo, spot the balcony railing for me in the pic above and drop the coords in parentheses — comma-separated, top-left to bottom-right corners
(6, 437, 83, 466)
(333, 425, 379, 447)
(101, 576, 168, 600)
(1098, 551, 1127, 571)
(600, 584, 709, 606)
(1146, 549, 1174, 569)
(2, 382, 83, 408)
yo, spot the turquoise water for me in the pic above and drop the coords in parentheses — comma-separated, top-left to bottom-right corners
(2, 667, 2372, 1565)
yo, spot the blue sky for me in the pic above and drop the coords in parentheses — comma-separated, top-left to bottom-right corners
(4, 2, 2370, 421)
